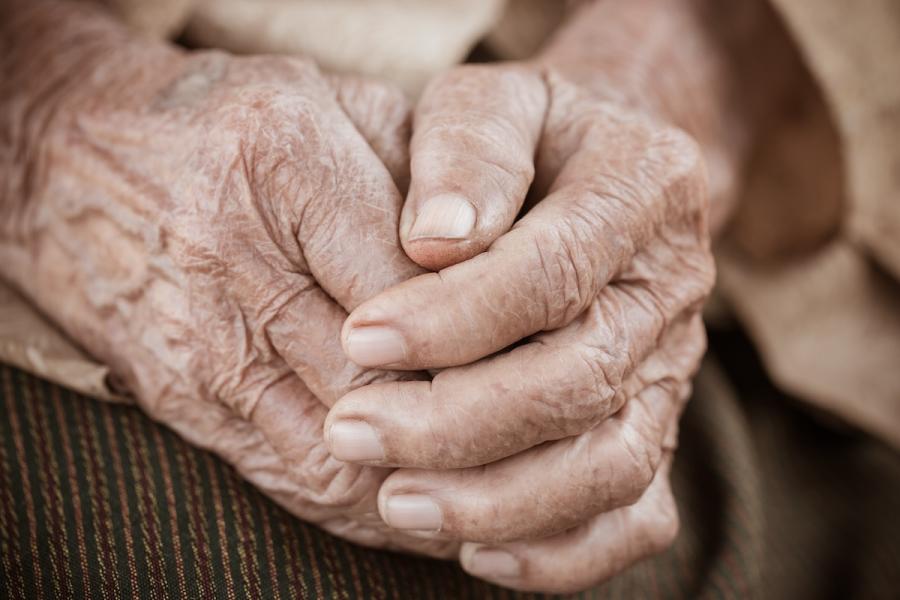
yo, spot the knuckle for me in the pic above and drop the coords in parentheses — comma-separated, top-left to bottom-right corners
(668, 250, 716, 315)
(289, 437, 378, 510)
(479, 134, 535, 191)
(630, 281, 677, 339)
(655, 126, 710, 227)
(653, 126, 706, 190)
(565, 344, 620, 425)
(641, 226, 716, 315)
(304, 460, 374, 509)
(678, 239, 716, 302)
(444, 487, 514, 543)
(690, 248, 717, 302)
(618, 422, 661, 502)
(209, 363, 279, 420)
(525, 336, 624, 440)
(205, 298, 305, 419)
(531, 221, 596, 329)
(211, 93, 331, 222)
(641, 491, 680, 553)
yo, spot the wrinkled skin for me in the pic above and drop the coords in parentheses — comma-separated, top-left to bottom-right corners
(0, 1, 460, 557)
(324, 0, 798, 588)
(2, 0, 798, 594)
(327, 62, 714, 593)
(321, 0, 807, 590)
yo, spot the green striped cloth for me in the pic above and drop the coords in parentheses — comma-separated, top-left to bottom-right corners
(2, 329, 899, 599)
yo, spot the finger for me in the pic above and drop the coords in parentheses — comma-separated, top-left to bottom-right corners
(329, 74, 412, 193)
(342, 117, 709, 369)
(246, 373, 468, 559)
(376, 379, 686, 542)
(265, 278, 425, 407)
(223, 90, 426, 401)
(326, 290, 704, 467)
(459, 456, 678, 594)
(221, 238, 421, 406)
(400, 64, 547, 270)
(284, 96, 424, 312)
(238, 374, 394, 524)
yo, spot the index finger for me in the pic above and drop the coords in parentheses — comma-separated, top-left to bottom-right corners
(342, 120, 707, 369)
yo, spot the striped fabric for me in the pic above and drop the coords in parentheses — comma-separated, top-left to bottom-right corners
(1, 328, 899, 599)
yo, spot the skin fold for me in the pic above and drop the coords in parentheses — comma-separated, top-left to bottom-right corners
(1, 0, 802, 593)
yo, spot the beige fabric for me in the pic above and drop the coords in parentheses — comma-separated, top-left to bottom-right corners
(2, 0, 900, 447)
(770, 0, 900, 279)
(0, 282, 126, 402)
(482, 0, 568, 60)
(184, 0, 507, 96)
(718, 242, 900, 448)
(719, 0, 900, 448)
(80, 0, 195, 37)
(76, 0, 508, 94)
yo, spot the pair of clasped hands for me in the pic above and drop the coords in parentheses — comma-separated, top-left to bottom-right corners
(15, 6, 715, 592)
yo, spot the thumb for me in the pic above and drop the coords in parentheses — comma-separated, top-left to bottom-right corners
(401, 64, 547, 270)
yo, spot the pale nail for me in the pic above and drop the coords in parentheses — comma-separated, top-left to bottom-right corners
(345, 326, 406, 367)
(384, 494, 443, 531)
(466, 548, 521, 579)
(328, 420, 384, 462)
(408, 194, 476, 240)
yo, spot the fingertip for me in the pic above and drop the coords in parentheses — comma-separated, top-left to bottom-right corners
(340, 269, 448, 369)
(340, 292, 408, 367)
(460, 543, 523, 581)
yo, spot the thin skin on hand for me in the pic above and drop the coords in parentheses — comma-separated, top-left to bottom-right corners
(328, 67, 715, 587)
(0, 1, 458, 558)
(327, 0, 796, 592)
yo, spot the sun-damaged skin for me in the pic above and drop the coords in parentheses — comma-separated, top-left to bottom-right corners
(327, 0, 801, 592)
(0, 0, 464, 557)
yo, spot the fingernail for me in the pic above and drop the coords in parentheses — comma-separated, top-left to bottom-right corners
(345, 326, 406, 367)
(383, 494, 443, 531)
(466, 548, 521, 579)
(408, 194, 476, 240)
(328, 420, 384, 462)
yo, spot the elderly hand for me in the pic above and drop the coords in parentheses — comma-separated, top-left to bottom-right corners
(326, 0, 790, 590)
(0, 1, 462, 557)
(325, 57, 715, 593)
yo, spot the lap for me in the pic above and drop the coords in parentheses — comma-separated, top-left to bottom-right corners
(1, 328, 898, 599)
